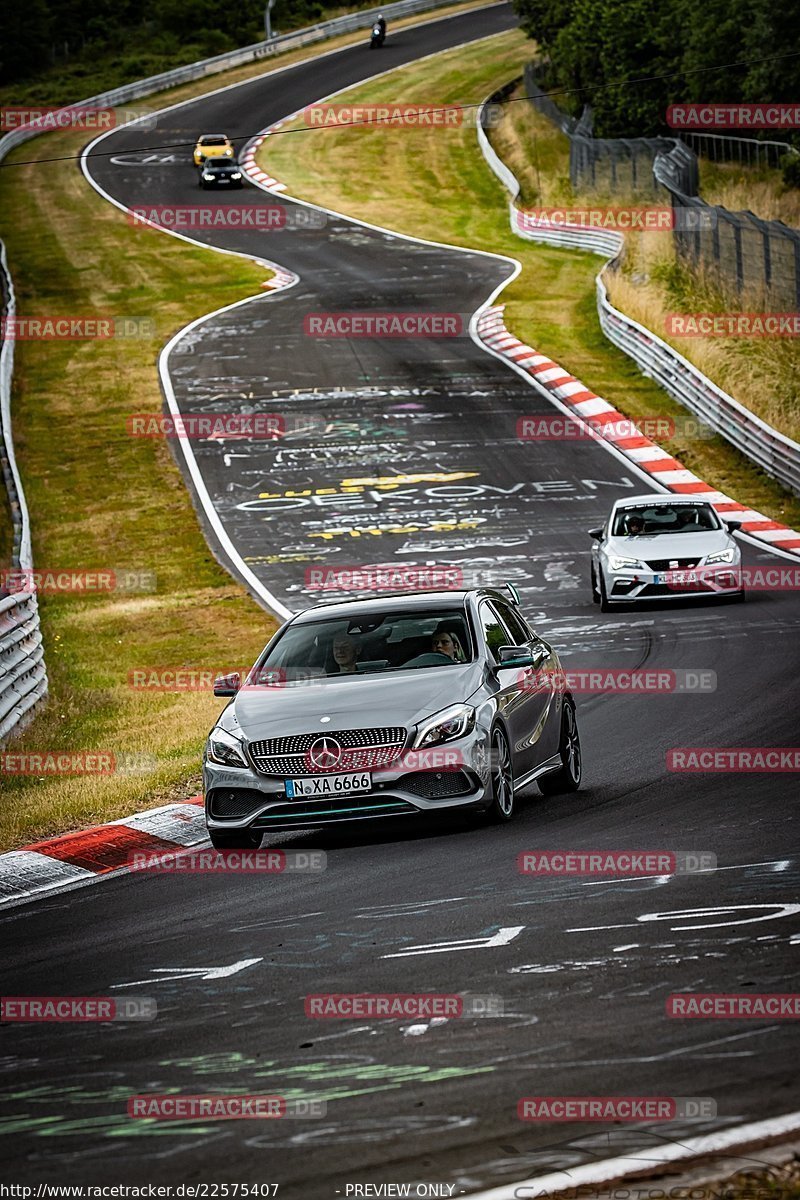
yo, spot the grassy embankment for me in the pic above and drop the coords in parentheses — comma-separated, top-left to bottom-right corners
(494, 80, 800, 444)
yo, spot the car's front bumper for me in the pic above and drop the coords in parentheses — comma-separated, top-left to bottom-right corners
(603, 562, 743, 603)
(204, 726, 494, 832)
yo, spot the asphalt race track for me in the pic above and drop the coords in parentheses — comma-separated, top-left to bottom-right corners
(4, 4, 800, 1194)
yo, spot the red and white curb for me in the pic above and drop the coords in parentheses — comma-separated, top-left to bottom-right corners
(261, 264, 298, 290)
(240, 116, 299, 193)
(0, 795, 206, 907)
(476, 305, 800, 556)
(240, 124, 301, 291)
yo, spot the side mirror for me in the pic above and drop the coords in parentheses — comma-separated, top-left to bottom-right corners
(725, 520, 742, 533)
(497, 644, 535, 668)
(588, 527, 604, 541)
(213, 672, 241, 697)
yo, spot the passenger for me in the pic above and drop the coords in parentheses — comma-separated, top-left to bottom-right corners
(332, 632, 360, 674)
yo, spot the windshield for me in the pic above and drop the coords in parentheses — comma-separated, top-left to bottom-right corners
(255, 608, 473, 683)
(612, 503, 722, 537)
(206, 160, 234, 169)
(200, 136, 228, 146)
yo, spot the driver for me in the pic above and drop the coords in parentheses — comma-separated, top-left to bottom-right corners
(377, 12, 386, 34)
(431, 626, 463, 661)
(625, 514, 645, 536)
(332, 632, 360, 674)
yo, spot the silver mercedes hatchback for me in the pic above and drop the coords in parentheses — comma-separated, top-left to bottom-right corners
(203, 588, 581, 847)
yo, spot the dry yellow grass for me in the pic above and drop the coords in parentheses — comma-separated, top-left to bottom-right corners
(492, 84, 800, 445)
(607, 234, 800, 444)
(700, 159, 800, 226)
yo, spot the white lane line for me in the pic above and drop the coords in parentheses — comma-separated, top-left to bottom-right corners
(383, 926, 525, 958)
(80, 153, 297, 621)
(464, 1110, 800, 1200)
(582, 859, 794, 885)
(569, 903, 800, 934)
(112, 957, 263, 987)
(478, 1026, 775, 1072)
(403, 1017, 450, 1037)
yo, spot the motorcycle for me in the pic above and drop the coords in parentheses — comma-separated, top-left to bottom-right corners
(370, 22, 385, 47)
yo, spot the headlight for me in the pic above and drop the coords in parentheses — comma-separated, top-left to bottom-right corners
(206, 727, 248, 769)
(231, 172, 241, 179)
(413, 704, 475, 748)
(609, 556, 644, 571)
(225, 148, 233, 155)
(203, 173, 214, 180)
(705, 547, 737, 565)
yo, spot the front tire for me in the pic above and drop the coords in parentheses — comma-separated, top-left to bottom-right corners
(599, 570, 612, 612)
(538, 701, 581, 795)
(591, 564, 600, 605)
(208, 828, 263, 849)
(486, 727, 515, 822)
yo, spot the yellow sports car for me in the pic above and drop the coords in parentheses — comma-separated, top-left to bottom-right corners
(192, 134, 235, 165)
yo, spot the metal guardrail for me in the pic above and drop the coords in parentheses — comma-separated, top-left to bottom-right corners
(0, 242, 48, 743)
(0, 0, 465, 166)
(477, 96, 800, 499)
(680, 131, 798, 170)
(478, 85, 625, 259)
(0, 593, 47, 742)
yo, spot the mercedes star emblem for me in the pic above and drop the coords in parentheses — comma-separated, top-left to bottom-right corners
(308, 736, 343, 771)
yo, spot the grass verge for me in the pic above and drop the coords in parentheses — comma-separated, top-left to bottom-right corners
(259, 35, 800, 530)
(0, 131, 279, 851)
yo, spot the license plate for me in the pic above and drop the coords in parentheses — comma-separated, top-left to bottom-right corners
(664, 570, 698, 586)
(285, 772, 371, 798)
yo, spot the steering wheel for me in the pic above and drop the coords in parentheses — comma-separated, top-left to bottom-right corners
(404, 651, 454, 668)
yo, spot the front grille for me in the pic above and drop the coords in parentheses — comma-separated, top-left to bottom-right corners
(399, 770, 473, 799)
(209, 788, 270, 818)
(645, 558, 701, 571)
(249, 726, 406, 777)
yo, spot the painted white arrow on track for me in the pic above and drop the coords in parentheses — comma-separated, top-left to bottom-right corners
(382, 926, 524, 959)
(112, 958, 263, 987)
